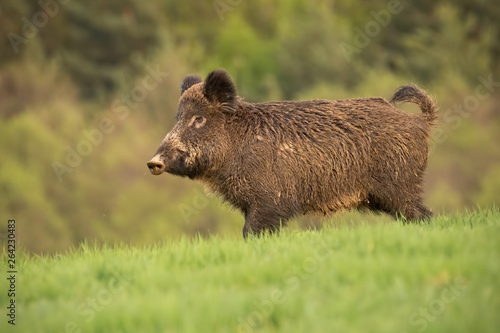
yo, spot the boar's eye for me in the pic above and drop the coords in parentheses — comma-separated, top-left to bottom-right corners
(189, 115, 207, 129)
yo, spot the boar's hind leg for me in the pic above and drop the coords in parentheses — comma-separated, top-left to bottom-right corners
(386, 201, 432, 222)
(243, 209, 286, 239)
(367, 195, 432, 222)
(396, 201, 432, 222)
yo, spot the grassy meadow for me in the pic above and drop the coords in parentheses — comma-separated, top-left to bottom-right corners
(1, 208, 499, 333)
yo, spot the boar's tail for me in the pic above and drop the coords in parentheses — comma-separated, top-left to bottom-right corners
(390, 84, 438, 125)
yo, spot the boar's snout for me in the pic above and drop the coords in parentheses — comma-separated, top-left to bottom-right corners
(147, 157, 165, 175)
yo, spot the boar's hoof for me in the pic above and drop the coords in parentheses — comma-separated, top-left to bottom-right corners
(147, 160, 165, 175)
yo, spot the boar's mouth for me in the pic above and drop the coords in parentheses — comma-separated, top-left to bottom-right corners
(147, 149, 193, 177)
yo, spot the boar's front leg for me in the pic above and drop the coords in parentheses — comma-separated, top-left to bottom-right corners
(242, 208, 285, 239)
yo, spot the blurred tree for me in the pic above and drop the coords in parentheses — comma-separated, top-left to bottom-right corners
(0, 2, 31, 63)
(60, 0, 160, 98)
(1, 0, 161, 99)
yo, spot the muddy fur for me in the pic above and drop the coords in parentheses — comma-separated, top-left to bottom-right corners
(147, 69, 437, 238)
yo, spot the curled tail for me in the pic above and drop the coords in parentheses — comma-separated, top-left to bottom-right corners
(390, 84, 438, 125)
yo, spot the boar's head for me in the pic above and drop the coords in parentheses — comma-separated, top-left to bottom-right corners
(147, 69, 237, 179)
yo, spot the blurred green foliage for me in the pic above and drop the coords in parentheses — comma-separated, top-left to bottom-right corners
(0, 0, 499, 253)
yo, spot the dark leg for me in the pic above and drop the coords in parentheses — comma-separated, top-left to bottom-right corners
(398, 202, 432, 222)
(243, 208, 285, 239)
(367, 194, 432, 222)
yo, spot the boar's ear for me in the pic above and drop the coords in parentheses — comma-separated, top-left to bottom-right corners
(181, 74, 203, 95)
(203, 69, 237, 111)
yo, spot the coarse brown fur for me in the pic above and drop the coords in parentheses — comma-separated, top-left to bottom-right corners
(147, 69, 438, 238)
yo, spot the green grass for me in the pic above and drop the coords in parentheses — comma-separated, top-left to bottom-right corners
(2, 208, 500, 333)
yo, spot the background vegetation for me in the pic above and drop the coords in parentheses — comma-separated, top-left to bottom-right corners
(1, 0, 499, 253)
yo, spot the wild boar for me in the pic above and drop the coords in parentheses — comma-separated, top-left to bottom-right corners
(147, 69, 437, 237)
